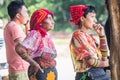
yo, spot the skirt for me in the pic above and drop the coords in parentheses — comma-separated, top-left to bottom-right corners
(29, 67, 57, 80)
(75, 68, 110, 80)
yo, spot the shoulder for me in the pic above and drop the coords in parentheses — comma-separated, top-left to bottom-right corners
(29, 30, 40, 36)
(73, 30, 86, 37)
(4, 21, 20, 31)
(28, 30, 42, 39)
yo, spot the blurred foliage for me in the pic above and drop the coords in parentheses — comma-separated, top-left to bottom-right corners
(0, 0, 108, 32)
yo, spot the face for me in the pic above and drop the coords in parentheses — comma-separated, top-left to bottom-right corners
(17, 6, 29, 24)
(82, 12, 97, 30)
(42, 14, 55, 31)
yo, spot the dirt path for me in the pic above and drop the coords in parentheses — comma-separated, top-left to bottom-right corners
(51, 32, 76, 80)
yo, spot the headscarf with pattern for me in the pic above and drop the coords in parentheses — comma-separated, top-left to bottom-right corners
(69, 5, 88, 26)
(30, 8, 54, 37)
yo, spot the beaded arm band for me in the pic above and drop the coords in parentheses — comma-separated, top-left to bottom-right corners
(86, 56, 107, 67)
(99, 35, 105, 38)
(93, 58, 98, 67)
(92, 58, 108, 67)
(16, 43, 38, 66)
(99, 35, 109, 57)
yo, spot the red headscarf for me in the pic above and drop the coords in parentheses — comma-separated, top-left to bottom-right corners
(30, 8, 54, 37)
(69, 5, 88, 26)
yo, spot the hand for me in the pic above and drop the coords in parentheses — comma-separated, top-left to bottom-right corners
(25, 20, 30, 35)
(24, 20, 29, 26)
(93, 24, 105, 36)
(33, 62, 44, 75)
(103, 58, 109, 67)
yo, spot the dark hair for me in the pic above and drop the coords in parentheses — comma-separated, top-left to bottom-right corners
(77, 5, 96, 27)
(7, 0, 25, 19)
(83, 5, 96, 18)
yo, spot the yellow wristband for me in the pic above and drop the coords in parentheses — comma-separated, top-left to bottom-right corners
(93, 59, 98, 67)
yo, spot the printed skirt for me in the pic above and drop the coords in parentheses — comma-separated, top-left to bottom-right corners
(29, 57, 57, 80)
(29, 67, 57, 80)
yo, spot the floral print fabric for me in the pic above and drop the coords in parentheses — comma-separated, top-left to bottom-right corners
(20, 30, 57, 58)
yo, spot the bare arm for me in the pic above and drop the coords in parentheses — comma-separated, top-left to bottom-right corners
(93, 24, 109, 57)
(15, 38, 43, 74)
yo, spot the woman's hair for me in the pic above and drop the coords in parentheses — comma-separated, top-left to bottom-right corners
(69, 5, 96, 27)
(7, 0, 25, 19)
(83, 6, 96, 18)
(77, 5, 96, 27)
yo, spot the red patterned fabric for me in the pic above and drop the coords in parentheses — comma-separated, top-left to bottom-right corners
(30, 8, 54, 37)
(69, 5, 88, 25)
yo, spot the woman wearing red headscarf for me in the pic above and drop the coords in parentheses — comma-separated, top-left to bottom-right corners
(15, 8, 57, 80)
(69, 5, 110, 80)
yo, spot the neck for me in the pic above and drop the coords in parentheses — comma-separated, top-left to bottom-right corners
(11, 18, 21, 25)
(80, 25, 89, 32)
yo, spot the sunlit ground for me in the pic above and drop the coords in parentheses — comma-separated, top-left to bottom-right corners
(51, 32, 75, 80)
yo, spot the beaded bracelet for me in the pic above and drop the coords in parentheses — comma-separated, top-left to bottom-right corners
(93, 58, 98, 67)
(99, 35, 105, 38)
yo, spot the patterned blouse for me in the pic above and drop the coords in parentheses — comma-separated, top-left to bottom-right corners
(69, 30, 109, 72)
(20, 30, 57, 59)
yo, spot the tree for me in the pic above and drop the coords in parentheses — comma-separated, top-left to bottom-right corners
(106, 0, 120, 80)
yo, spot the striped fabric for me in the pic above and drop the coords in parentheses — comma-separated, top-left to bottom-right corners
(70, 30, 102, 72)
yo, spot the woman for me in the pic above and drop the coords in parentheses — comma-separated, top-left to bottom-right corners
(15, 8, 57, 80)
(69, 5, 110, 80)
